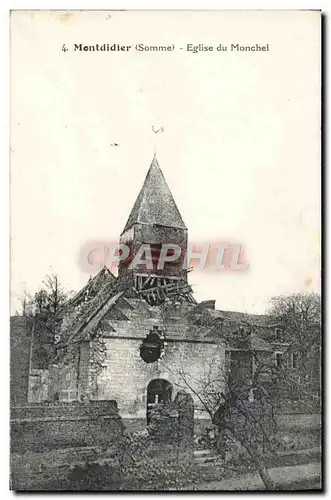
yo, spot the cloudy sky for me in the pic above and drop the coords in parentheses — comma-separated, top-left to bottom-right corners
(10, 10, 321, 314)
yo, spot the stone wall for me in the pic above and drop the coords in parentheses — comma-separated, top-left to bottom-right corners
(148, 390, 194, 446)
(96, 337, 224, 419)
(28, 369, 49, 403)
(48, 359, 78, 402)
(10, 400, 125, 453)
(49, 324, 224, 421)
(48, 342, 91, 402)
(10, 316, 33, 406)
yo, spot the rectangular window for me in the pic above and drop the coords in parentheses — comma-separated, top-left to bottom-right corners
(291, 352, 298, 369)
(275, 352, 283, 368)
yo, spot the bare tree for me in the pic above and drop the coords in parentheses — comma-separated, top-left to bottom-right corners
(166, 343, 283, 490)
(268, 293, 321, 406)
(17, 289, 33, 316)
(165, 295, 321, 489)
(28, 273, 74, 368)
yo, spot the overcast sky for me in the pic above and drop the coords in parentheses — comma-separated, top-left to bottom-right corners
(10, 10, 321, 314)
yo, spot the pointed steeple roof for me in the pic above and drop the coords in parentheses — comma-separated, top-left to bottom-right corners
(122, 156, 187, 233)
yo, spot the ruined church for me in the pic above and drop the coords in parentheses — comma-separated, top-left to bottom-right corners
(13, 155, 274, 423)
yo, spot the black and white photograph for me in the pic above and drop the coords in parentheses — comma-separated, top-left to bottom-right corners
(9, 10, 322, 491)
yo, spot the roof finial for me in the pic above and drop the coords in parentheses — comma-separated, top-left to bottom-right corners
(152, 125, 164, 157)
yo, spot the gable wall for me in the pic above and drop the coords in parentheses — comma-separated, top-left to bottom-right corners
(96, 336, 225, 420)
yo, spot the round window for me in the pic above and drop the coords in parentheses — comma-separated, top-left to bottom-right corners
(140, 327, 164, 363)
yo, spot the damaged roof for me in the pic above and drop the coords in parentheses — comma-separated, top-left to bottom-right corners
(70, 266, 117, 307)
(57, 269, 275, 351)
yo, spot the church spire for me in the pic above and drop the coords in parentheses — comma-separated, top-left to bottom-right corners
(122, 156, 186, 234)
(118, 155, 189, 299)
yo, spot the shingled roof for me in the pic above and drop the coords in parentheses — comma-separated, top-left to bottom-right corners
(122, 156, 187, 233)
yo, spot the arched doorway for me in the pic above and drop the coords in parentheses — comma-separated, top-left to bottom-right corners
(146, 379, 173, 424)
